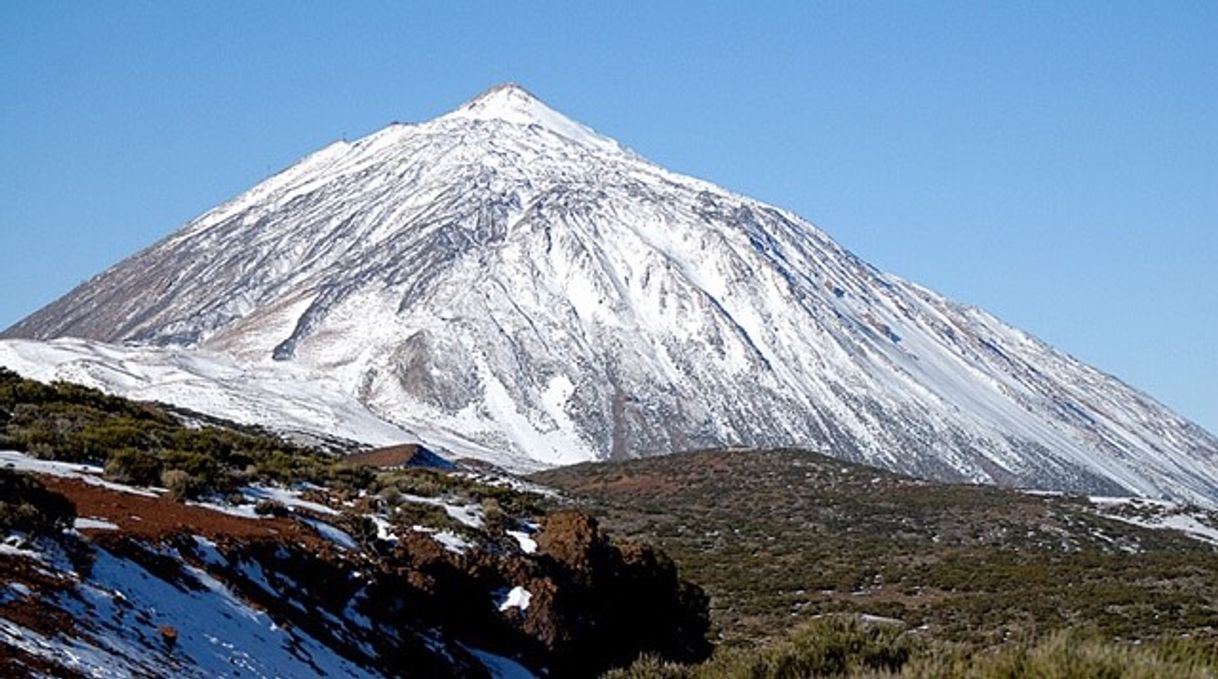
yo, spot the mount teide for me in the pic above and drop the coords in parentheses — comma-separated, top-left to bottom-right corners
(4, 84, 1216, 502)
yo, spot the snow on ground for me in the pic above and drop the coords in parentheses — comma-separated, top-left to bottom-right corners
(506, 530, 537, 554)
(0, 617, 119, 677)
(1021, 489, 1066, 497)
(243, 484, 340, 516)
(0, 538, 379, 677)
(86, 548, 375, 677)
(454, 471, 560, 498)
(302, 518, 359, 550)
(410, 526, 471, 554)
(1152, 514, 1218, 546)
(1088, 496, 1218, 547)
(464, 645, 538, 679)
(432, 530, 471, 553)
(1089, 495, 1177, 509)
(186, 499, 262, 519)
(0, 338, 412, 449)
(0, 541, 42, 562)
(0, 582, 31, 605)
(0, 338, 543, 473)
(495, 585, 532, 612)
(370, 515, 398, 541)
(0, 536, 76, 577)
(0, 452, 355, 524)
(73, 518, 119, 531)
(401, 493, 485, 529)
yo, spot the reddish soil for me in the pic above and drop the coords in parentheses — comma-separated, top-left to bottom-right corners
(37, 476, 329, 550)
(342, 444, 426, 468)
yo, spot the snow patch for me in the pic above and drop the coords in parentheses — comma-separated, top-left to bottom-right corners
(1089, 496, 1218, 547)
(506, 530, 537, 554)
(302, 518, 359, 550)
(495, 585, 532, 612)
(73, 517, 119, 531)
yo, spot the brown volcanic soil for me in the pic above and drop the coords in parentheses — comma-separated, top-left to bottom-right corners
(342, 443, 428, 467)
(37, 476, 329, 550)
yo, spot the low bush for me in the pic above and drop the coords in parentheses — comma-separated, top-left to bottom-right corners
(254, 499, 290, 517)
(104, 448, 163, 486)
(607, 619, 1218, 678)
(393, 501, 458, 531)
(161, 469, 198, 501)
(0, 468, 76, 536)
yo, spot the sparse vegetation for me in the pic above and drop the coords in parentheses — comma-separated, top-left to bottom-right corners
(368, 466, 548, 516)
(606, 616, 1218, 678)
(536, 449, 1218, 650)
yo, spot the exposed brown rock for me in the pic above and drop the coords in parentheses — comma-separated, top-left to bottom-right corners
(342, 444, 428, 468)
(2, 473, 711, 678)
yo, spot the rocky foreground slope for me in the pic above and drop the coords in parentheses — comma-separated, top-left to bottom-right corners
(0, 370, 708, 677)
(4, 84, 1216, 503)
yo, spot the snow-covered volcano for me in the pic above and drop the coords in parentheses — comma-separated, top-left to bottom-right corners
(4, 84, 1216, 501)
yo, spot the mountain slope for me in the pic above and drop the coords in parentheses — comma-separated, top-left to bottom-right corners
(4, 84, 1216, 502)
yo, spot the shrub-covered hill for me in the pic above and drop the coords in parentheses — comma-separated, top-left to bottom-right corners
(533, 448, 1218, 649)
(0, 365, 362, 497)
(0, 369, 712, 677)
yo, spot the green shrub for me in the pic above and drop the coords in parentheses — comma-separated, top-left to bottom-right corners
(703, 617, 911, 678)
(161, 469, 195, 501)
(607, 623, 1218, 678)
(254, 450, 329, 485)
(0, 468, 76, 536)
(904, 631, 1218, 679)
(603, 654, 691, 679)
(393, 501, 458, 531)
(325, 464, 375, 492)
(64, 419, 156, 461)
(376, 468, 452, 497)
(481, 497, 510, 534)
(161, 450, 233, 495)
(104, 448, 163, 486)
(378, 486, 402, 507)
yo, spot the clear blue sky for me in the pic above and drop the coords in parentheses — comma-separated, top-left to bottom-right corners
(2, 2, 1215, 432)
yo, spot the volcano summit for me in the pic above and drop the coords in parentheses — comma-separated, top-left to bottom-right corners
(4, 85, 1216, 502)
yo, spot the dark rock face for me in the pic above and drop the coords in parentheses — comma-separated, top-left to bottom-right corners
(383, 510, 712, 677)
(526, 511, 712, 675)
